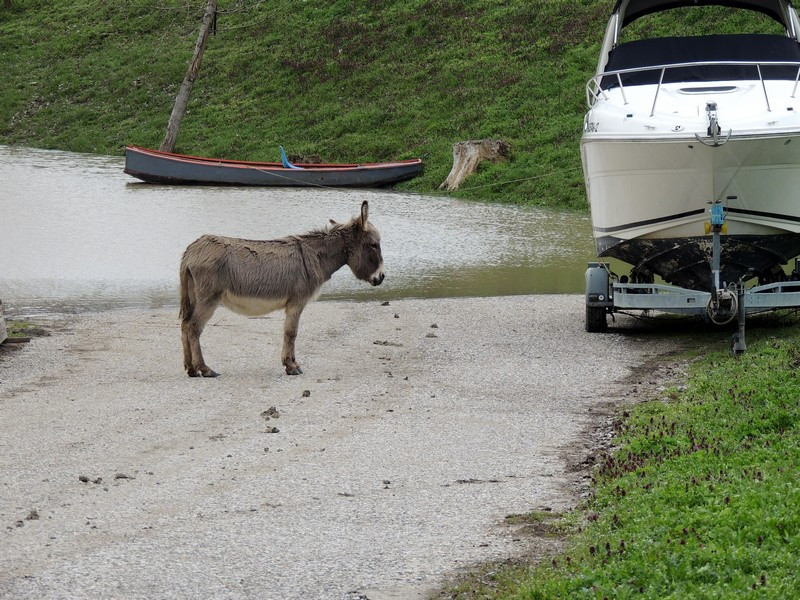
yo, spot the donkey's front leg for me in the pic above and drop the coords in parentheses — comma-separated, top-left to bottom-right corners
(282, 304, 306, 375)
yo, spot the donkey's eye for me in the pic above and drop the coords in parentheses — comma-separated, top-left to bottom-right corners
(370, 243, 380, 250)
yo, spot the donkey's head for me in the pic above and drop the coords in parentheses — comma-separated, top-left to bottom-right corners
(347, 201, 384, 286)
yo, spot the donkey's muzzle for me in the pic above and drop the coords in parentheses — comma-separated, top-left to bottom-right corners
(371, 273, 385, 286)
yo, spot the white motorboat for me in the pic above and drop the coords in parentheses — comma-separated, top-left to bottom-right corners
(582, 0, 800, 293)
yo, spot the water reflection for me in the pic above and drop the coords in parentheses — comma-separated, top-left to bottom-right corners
(0, 146, 600, 316)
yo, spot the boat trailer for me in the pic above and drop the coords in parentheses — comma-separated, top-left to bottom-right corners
(585, 201, 800, 354)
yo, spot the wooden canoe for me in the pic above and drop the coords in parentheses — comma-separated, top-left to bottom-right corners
(123, 145, 423, 187)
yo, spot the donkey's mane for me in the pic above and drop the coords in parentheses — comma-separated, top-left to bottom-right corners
(222, 220, 355, 246)
(300, 219, 359, 241)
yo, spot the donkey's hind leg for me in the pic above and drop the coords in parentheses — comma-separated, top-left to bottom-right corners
(282, 303, 306, 375)
(181, 322, 194, 374)
(182, 299, 220, 377)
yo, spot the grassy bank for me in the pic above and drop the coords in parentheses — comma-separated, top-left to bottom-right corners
(0, 0, 607, 208)
(5, 320, 49, 340)
(447, 320, 800, 598)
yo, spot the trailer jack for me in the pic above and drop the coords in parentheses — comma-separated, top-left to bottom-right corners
(731, 271, 754, 355)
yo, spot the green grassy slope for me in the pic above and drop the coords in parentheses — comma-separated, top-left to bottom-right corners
(0, 0, 608, 209)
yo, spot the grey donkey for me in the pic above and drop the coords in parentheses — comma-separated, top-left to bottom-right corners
(179, 201, 384, 377)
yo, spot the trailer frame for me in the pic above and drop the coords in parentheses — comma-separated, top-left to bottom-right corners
(585, 260, 800, 353)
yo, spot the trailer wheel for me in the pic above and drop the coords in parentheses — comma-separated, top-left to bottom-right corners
(585, 305, 608, 332)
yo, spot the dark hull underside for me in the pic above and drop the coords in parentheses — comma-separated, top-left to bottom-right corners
(596, 234, 800, 292)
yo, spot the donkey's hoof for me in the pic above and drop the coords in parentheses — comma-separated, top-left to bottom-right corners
(201, 369, 219, 378)
(285, 366, 303, 376)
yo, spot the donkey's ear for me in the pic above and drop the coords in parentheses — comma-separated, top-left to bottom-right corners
(359, 201, 369, 228)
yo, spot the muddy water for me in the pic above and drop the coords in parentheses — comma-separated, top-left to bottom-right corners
(0, 145, 599, 316)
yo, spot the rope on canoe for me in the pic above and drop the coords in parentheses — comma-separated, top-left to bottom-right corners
(250, 166, 345, 191)
(451, 166, 582, 193)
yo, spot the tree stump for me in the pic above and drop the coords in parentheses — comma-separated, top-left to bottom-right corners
(438, 139, 511, 191)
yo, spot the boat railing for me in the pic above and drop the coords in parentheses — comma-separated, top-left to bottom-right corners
(586, 60, 800, 116)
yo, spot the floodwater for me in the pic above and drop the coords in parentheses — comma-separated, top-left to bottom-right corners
(0, 145, 599, 316)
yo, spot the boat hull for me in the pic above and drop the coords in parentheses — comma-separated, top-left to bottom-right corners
(124, 146, 424, 187)
(582, 132, 800, 291)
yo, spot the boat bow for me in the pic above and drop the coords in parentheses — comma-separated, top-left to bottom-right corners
(582, 0, 800, 291)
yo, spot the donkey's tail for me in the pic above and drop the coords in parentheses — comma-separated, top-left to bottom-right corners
(179, 264, 194, 321)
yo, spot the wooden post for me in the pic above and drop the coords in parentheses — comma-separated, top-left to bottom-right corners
(160, 0, 218, 153)
(0, 300, 7, 345)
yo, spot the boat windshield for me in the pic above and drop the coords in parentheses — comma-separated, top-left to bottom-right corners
(601, 33, 800, 88)
(598, 5, 800, 89)
(619, 5, 786, 42)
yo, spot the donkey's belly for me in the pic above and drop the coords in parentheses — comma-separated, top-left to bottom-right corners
(221, 292, 287, 316)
